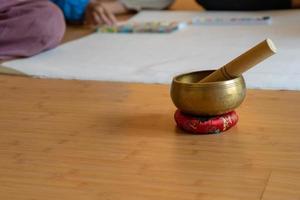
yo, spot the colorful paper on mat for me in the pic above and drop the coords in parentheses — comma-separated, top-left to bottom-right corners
(98, 21, 187, 33)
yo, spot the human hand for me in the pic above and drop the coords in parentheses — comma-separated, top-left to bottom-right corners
(85, 0, 118, 26)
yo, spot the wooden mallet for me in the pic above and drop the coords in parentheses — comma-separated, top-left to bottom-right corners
(199, 38, 277, 83)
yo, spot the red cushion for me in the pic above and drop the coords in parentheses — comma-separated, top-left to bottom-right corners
(174, 110, 238, 134)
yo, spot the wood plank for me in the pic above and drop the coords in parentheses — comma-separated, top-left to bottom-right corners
(170, 0, 203, 10)
(0, 75, 300, 199)
(262, 170, 300, 200)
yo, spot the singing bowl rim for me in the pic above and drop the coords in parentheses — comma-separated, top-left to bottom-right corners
(170, 70, 247, 116)
(172, 70, 245, 87)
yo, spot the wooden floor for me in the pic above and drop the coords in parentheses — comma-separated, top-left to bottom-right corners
(1, 1, 300, 199)
(0, 75, 300, 200)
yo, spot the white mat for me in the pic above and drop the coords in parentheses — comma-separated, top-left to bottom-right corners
(3, 10, 300, 90)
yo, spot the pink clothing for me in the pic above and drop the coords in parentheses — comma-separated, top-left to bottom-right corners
(0, 0, 66, 60)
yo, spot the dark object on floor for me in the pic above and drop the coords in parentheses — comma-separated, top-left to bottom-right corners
(196, 0, 291, 10)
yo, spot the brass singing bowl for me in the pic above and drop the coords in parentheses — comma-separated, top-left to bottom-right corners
(170, 70, 246, 116)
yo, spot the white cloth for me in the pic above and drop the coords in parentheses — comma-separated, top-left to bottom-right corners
(3, 10, 300, 90)
(121, 0, 174, 10)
